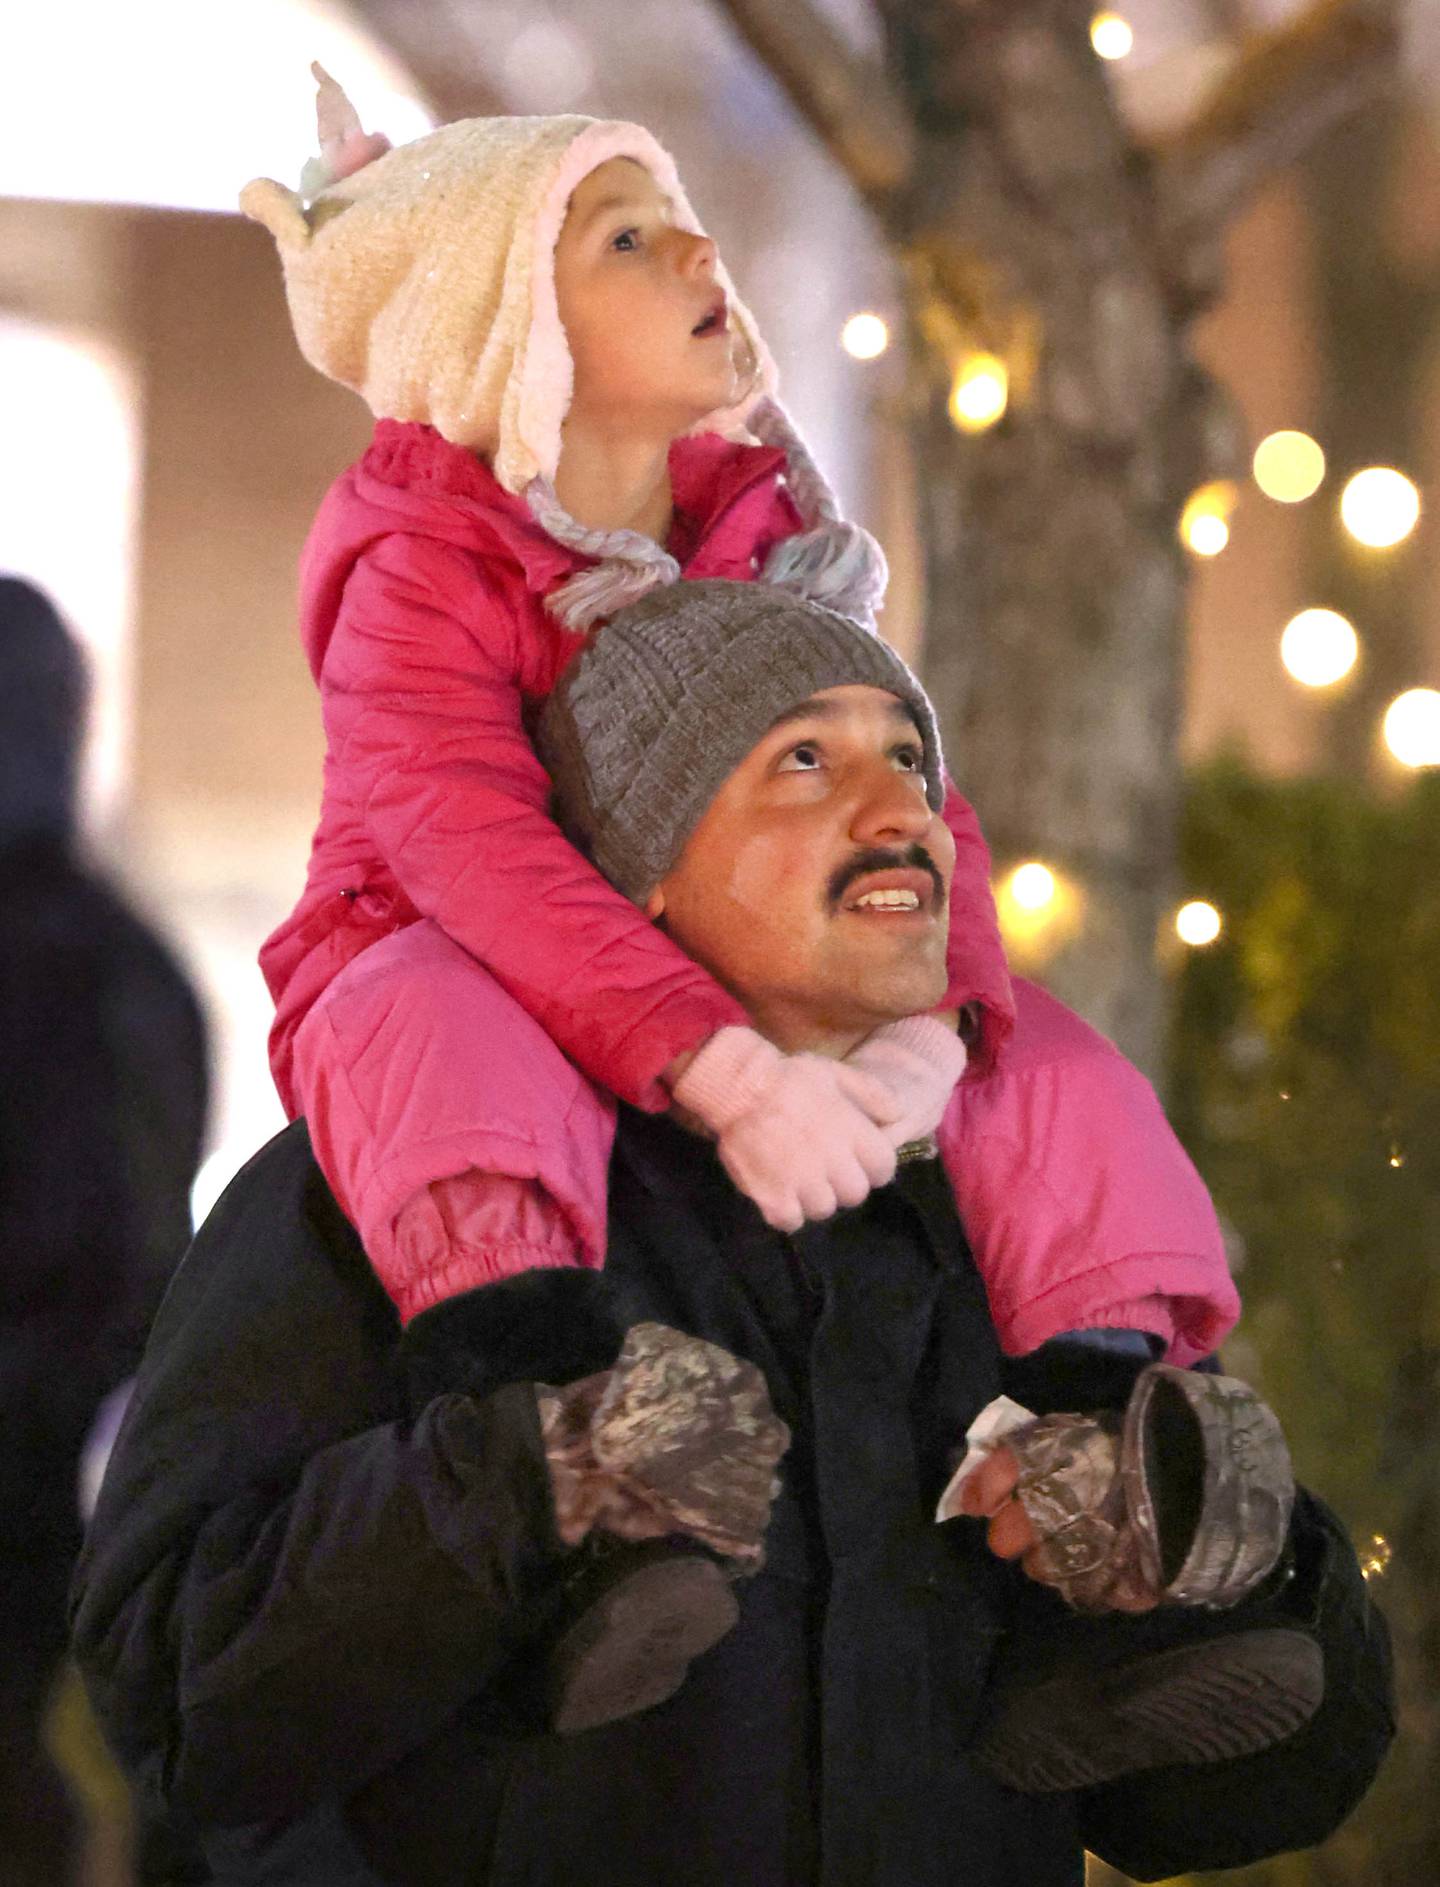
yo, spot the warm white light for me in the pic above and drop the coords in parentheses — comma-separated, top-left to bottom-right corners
(1382, 688, 1440, 768)
(997, 860, 1080, 966)
(1253, 430, 1325, 504)
(1280, 609, 1358, 689)
(841, 313, 891, 361)
(1180, 481, 1237, 557)
(1090, 11, 1135, 59)
(1340, 467, 1421, 549)
(1176, 900, 1222, 947)
(0, 0, 434, 213)
(1360, 1534, 1393, 1581)
(1009, 862, 1057, 912)
(949, 354, 1009, 433)
(1188, 514, 1229, 556)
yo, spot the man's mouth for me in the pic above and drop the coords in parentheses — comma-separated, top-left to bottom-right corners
(842, 869, 935, 916)
(829, 847, 946, 917)
(691, 294, 729, 339)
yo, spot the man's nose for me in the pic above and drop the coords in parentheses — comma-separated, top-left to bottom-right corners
(849, 766, 932, 845)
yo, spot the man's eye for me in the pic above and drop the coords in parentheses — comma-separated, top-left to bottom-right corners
(777, 743, 823, 772)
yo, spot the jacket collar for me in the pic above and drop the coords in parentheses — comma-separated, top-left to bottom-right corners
(361, 420, 787, 591)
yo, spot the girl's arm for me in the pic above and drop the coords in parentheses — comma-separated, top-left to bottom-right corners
(330, 532, 747, 1110)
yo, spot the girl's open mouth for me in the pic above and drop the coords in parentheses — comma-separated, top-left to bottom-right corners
(692, 296, 729, 339)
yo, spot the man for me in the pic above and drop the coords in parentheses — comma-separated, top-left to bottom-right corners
(73, 584, 1391, 1885)
(0, 576, 208, 1884)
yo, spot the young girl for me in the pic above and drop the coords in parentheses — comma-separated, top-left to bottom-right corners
(242, 71, 1237, 1364)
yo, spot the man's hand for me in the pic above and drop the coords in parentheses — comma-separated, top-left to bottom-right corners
(538, 1324, 790, 1565)
(957, 1444, 1159, 1614)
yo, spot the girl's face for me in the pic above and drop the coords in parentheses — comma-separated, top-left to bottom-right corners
(554, 158, 750, 437)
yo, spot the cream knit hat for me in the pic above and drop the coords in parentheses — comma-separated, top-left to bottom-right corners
(241, 80, 775, 494)
(243, 70, 886, 632)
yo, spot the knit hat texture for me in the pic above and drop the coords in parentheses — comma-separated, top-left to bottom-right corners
(536, 581, 944, 903)
(241, 111, 776, 493)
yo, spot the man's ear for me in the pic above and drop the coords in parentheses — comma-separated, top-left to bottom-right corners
(644, 884, 665, 920)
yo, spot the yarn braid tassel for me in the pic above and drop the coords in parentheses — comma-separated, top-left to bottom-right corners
(529, 479, 682, 632)
(531, 396, 888, 634)
(747, 397, 889, 631)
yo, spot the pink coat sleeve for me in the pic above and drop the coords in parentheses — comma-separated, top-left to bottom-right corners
(939, 979, 1240, 1365)
(327, 534, 747, 1108)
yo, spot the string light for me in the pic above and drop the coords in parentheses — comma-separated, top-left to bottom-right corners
(1175, 900, 1222, 947)
(948, 353, 1009, 432)
(1382, 688, 1440, 768)
(1360, 1534, 1392, 1581)
(996, 860, 1081, 967)
(1180, 481, 1237, 558)
(1279, 609, 1358, 689)
(841, 313, 890, 361)
(1009, 862, 1057, 911)
(1340, 467, 1421, 549)
(1252, 430, 1325, 504)
(1090, 12, 1135, 59)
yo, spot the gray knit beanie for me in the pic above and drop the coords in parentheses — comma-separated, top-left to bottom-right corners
(536, 580, 944, 903)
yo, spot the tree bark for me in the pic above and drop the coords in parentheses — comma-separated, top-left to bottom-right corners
(873, 0, 1219, 1072)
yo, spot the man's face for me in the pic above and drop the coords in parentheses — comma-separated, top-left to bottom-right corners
(646, 686, 954, 1052)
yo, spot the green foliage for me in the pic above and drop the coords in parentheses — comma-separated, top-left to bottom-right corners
(1166, 754, 1440, 1885)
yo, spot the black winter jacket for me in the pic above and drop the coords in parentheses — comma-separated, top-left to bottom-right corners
(73, 1112, 1393, 1885)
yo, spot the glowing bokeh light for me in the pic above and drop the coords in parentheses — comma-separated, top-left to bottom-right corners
(1360, 1534, 1393, 1581)
(1090, 12, 1135, 59)
(1252, 430, 1325, 503)
(1187, 514, 1229, 556)
(1180, 481, 1237, 557)
(1279, 609, 1358, 689)
(1340, 467, 1421, 549)
(948, 353, 1009, 433)
(1009, 862, 1057, 912)
(1175, 900, 1223, 947)
(841, 313, 890, 361)
(1382, 688, 1440, 767)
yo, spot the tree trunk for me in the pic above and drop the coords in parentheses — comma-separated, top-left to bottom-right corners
(879, 0, 1234, 1076)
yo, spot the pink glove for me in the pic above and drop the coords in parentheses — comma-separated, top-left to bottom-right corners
(843, 1016, 969, 1149)
(672, 1026, 902, 1232)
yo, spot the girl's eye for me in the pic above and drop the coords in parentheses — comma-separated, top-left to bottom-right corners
(892, 743, 923, 773)
(777, 742, 823, 773)
(610, 227, 642, 253)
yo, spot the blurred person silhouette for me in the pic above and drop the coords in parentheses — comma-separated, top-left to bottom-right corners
(0, 574, 208, 1883)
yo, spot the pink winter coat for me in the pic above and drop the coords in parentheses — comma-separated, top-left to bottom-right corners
(268, 419, 1239, 1362)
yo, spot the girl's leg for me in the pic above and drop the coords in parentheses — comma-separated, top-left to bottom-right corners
(292, 920, 616, 1322)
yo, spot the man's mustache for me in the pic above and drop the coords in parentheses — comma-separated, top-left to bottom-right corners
(825, 844, 947, 912)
